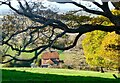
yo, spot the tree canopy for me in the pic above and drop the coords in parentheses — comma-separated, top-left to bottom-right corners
(0, 0, 120, 64)
(82, 10, 120, 69)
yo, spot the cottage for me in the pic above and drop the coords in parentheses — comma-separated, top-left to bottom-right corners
(41, 51, 63, 67)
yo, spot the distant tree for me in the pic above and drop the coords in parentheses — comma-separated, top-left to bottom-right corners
(61, 12, 91, 27)
(82, 10, 120, 71)
(0, 0, 120, 65)
(63, 51, 88, 70)
(82, 30, 107, 70)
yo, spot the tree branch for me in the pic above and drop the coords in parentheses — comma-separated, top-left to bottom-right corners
(1, 46, 48, 64)
(57, 2, 107, 16)
(52, 33, 81, 50)
(52, 24, 120, 50)
(1, 0, 120, 64)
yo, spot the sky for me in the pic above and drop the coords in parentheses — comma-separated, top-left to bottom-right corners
(0, 0, 80, 14)
(0, 0, 115, 14)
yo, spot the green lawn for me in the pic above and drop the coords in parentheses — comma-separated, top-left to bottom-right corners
(1, 68, 119, 83)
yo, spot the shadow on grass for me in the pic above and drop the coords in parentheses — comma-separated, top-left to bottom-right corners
(2, 69, 119, 83)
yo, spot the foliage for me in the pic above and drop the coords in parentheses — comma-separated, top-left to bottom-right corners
(2, 61, 32, 67)
(2, 45, 35, 67)
(61, 13, 91, 27)
(1, 14, 69, 64)
(111, 10, 120, 15)
(99, 32, 120, 68)
(63, 52, 85, 69)
(57, 50, 64, 54)
(0, 0, 120, 64)
(82, 30, 108, 67)
(82, 10, 120, 69)
(82, 31, 119, 69)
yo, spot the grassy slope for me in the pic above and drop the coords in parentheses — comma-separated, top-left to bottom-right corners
(2, 68, 119, 82)
(3, 46, 65, 60)
(6, 47, 35, 59)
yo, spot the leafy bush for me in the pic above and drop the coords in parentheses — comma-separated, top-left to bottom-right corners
(2, 60, 32, 67)
(63, 52, 89, 70)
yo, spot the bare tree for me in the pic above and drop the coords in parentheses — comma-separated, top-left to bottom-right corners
(0, 0, 120, 64)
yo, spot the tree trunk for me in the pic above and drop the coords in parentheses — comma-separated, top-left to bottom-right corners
(100, 67, 104, 73)
(38, 59, 41, 67)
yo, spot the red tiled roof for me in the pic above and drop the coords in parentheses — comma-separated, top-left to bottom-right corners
(41, 51, 59, 59)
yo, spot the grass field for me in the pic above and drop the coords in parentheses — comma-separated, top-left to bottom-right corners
(1, 68, 119, 83)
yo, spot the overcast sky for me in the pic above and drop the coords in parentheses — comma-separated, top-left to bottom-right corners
(0, 0, 80, 14)
(0, 0, 114, 14)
